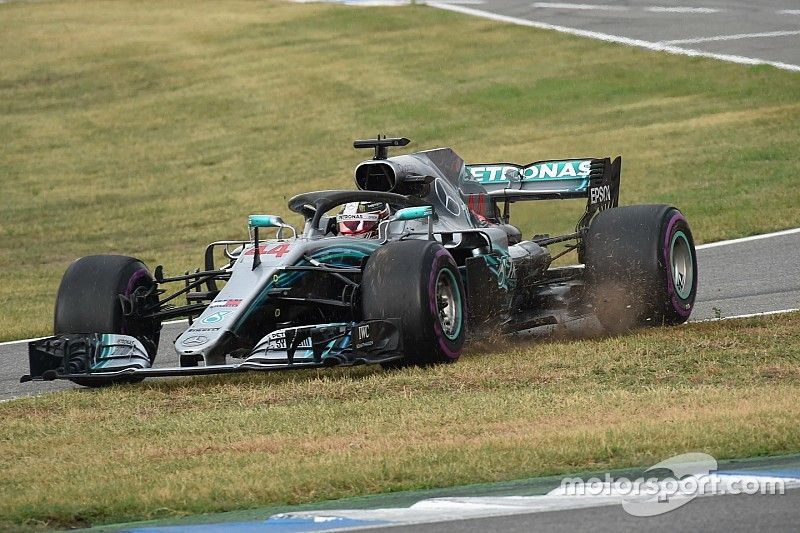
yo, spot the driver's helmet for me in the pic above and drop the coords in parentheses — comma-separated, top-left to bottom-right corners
(336, 201, 391, 238)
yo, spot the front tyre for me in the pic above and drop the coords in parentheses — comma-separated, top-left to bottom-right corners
(54, 255, 161, 386)
(361, 239, 466, 366)
(584, 205, 697, 334)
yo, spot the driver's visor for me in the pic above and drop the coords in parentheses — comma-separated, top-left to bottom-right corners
(337, 213, 380, 235)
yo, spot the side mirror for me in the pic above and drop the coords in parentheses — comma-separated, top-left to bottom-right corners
(394, 206, 433, 222)
(248, 215, 285, 228)
(247, 215, 296, 270)
(378, 205, 434, 243)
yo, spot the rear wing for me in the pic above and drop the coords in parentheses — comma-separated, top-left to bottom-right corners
(465, 157, 621, 229)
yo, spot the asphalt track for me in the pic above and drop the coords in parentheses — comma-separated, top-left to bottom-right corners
(430, 0, 800, 71)
(2, 229, 798, 400)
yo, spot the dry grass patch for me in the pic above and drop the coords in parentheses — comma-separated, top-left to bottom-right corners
(1, 313, 799, 528)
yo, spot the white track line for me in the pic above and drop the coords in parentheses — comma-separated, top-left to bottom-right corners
(1, 227, 798, 346)
(695, 227, 800, 250)
(695, 308, 799, 322)
(530, 2, 723, 12)
(426, 3, 800, 72)
(645, 6, 721, 13)
(662, 30, 800, 45)
(778, 10, 800, 16)
(532, 2, 628, 10)
(0, 336, 47, 347)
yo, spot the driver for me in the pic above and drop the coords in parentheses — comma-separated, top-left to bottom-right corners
(336, 201, 391, 238)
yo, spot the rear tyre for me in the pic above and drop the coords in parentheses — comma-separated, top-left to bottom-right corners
(361, 239, 466, 366)
(54, 255, 161, 386)
(584, 205, 697, 334)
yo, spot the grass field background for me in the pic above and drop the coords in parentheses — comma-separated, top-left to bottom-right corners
(1, 1, 799, 529)
(1, 0, 800, 340)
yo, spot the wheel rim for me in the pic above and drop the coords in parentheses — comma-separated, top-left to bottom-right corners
(435, 269, 462, 340)
(670, 231, 694, 300)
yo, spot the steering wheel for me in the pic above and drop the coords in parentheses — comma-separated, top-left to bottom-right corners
(288, 190, 430, 231)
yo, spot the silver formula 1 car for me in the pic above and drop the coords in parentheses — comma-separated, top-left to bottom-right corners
(23, 137, 697, 386)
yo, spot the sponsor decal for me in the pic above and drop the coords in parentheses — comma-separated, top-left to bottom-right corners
(263, 331, 313, 351)
(469, 160, 591, 184)
(210, 299, 242, 308)
(186, 327, 221, 333)
(97, 336, 143, 358)
(521, 160, 590, 181)
(496, 255, 515, 288)
(337, 213, 380, 222)
(354, 323, 374, 348)
(483, 254, 515, 291)
(590, 184, 612, 205)
(469, 165, 517, 183)
(182, 335, 208, 347)
(201, 311, 230, 324)
(342, 202, 384, 215)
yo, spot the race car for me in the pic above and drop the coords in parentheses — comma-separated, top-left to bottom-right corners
(23, 136, 697, 386)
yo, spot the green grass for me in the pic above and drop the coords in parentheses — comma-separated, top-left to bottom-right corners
(1, 313, 799, 529)
(1, 0, 799, 340)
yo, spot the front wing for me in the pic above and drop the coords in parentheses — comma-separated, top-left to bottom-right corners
(21, 320, 403, 383)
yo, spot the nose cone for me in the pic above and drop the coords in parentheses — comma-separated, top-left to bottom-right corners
(177, 334, 210, 352)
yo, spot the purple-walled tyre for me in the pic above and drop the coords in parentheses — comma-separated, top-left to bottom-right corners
(584, 205, 697, 334)
(54, 255, 162, 386)
(361, 239, 466, 366)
